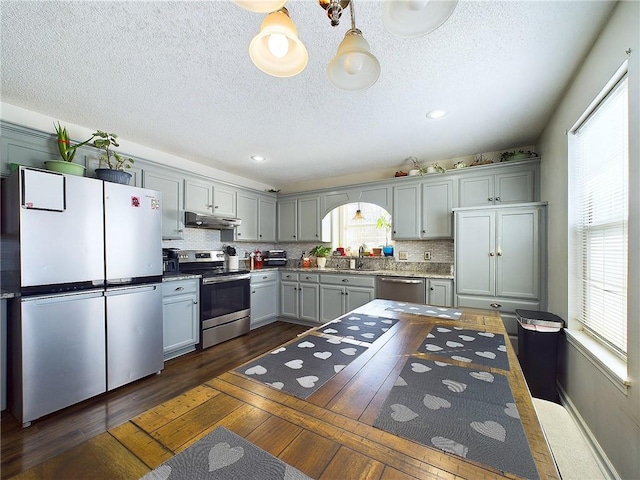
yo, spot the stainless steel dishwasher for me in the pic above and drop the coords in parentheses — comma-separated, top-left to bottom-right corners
(375, 276, 426, 303)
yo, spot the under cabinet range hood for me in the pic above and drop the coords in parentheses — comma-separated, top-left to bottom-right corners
(185, 211, 241, 230)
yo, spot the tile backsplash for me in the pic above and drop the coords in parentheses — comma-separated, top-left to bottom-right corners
(163, 228, 453, 272)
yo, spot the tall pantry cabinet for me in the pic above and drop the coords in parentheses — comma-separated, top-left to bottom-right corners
(454, 203, 547, 347)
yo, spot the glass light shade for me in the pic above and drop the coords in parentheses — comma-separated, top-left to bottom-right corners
(249, 10, 308, 78)
(382, 0, 458, 38)
(327, 32, 380, 91)
(234, 0, 288, 13)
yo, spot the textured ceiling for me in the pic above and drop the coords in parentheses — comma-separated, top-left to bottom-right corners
(0, 0, 616, 189)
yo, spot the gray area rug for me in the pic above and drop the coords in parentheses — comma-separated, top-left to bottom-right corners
(417, 325, 510, 370)
(236, 335, 368, 399)
(141, 426, 311, 480)
(385, 303, 462, 319)
(320, 313, 398, 343)
(374, 358, 539, 480)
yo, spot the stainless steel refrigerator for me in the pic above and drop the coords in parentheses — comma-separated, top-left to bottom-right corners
(1, 166, 163, 426)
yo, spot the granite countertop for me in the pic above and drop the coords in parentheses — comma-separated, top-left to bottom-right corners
(259, 267, 454, 280)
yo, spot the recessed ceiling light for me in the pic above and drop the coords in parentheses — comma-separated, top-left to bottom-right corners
(251, 155, 265, 162)
(426, 109, 447, 119)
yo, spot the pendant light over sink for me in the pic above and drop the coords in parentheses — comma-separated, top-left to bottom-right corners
(234, 0, 458, 90)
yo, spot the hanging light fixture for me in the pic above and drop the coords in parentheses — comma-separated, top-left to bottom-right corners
(249, 7, 308, 78)
(353, 204, 365, 221)
(234, 0, 288, 14)
(327, 0, 380, 91)
(382, 0, 458, 38)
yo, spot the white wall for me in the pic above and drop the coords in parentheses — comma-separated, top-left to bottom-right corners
(538, 1, 639, 478)
(0, 102, 276, 193)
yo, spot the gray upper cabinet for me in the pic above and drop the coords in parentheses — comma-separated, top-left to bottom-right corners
(184, 179, 237, 217)
(392, 183, 421, 240)
(143, 169, 184, 240)
(458, 163, 537, 207)
(258, 196, 277, 242)
(222, 190, 277, 242)
(277, 198, 298, 241)
(235, 191, 258, 241)
(421, 179, 455, 238)
(276, 195, 320, 242)
(297, 196, 321, 241)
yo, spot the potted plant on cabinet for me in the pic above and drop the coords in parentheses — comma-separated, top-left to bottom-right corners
(45, 122, 98, 176)
(376, 214, 394, 256)
(310, 245, 331, 269)
(91, 131, 135, 184)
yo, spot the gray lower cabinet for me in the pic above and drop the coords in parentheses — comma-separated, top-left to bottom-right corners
(250, 271, 278, 328)
(427, 279, 453, 307)
(162, 279, 199, 361)
(279, 272, 320, 322)
(319, 274, 375, 323)
(143, 169, 184, 240)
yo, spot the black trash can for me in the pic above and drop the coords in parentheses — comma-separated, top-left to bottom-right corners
(515, 309, 565, 402)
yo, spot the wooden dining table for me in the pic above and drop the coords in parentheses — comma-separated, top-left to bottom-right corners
(80, 299, 559, 480)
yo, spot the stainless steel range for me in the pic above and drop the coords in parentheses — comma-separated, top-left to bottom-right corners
(177, 250, 251, 349)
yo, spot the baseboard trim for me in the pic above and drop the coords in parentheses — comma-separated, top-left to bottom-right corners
(557, 384, 620, 480)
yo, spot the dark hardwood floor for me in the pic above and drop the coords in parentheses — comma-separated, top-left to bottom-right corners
(0, 321, 309, 479)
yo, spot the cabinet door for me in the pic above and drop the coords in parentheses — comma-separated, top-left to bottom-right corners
(320, 285, 345, 323)
(299, 283, 320, 322)
(458, 175, 494, 207)
(280, 281, 299, 318)
(251, 282, 277, 327)
(258, 197, 277, 242)
(455, 210, 495, 296)
(298, 196, 321, 241)
(236, 191, 258, 241)
(163, 294, 199, 356)
(496, 208, 539, 299)
(392, 184, 421, 239)
(345, 286, 374, 312)
(184, 179, 213, 214)
(494, 170, 535, 204)
(278, 199, 298, 241)
(212, 184, 236, 217)
(427, 279, 453, 307)
(421, 180, 453, 238)
(144, 170, 184, 239)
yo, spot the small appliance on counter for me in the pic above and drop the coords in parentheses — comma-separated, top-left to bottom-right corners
(263, 250, 287, 267)
(162, 248, 180, 274)
(224, 245, 239, 270)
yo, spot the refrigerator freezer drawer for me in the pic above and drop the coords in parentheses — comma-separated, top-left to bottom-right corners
(106, 284, 163, 390)
(13, 290, 106, 425)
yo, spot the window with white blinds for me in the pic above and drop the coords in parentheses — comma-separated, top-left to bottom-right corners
(572, 74, 628, 357)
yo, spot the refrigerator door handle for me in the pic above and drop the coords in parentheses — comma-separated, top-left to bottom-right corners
(104, 284, 159, 296)
(22, 289, 104, 303)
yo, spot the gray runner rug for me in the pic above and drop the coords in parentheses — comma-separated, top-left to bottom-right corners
(141, 426, 311, 480)
(374, 358, 539, 479)
(236, 334, 368, 399)
(385, 302, 463, 319)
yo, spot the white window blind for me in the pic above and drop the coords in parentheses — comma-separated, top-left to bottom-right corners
(573, 75, 628, 356)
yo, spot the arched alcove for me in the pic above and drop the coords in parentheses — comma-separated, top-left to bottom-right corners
(321, 202, 392, 255)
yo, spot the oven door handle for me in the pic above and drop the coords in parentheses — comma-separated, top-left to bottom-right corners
(202, 273, 251, 284)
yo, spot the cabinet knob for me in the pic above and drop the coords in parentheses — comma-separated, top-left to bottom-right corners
(252, 290, 256, 294)
(422, 230, 426, 233)
(214, 205, 219, 209)
(489, 252, 495, 256)
(345, 291, 349, 295)
(206, 204, 213, 208)
(497, 250, 503, 256)
(177, 229, 184, 233)
(259, 234, 262, 238)
(262, 276, 268, 279)
(490, 303, 502, 308)
(495, 196, 501, 201)
(341, 279, 349, 283)
(430, 287, 434, 291)
(393, 230, 397, 234)
(175, 286, 184, 291)
(488, 197, 493, 202)
(193, 301, 198, 305)
(237, 233, 242, 236)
